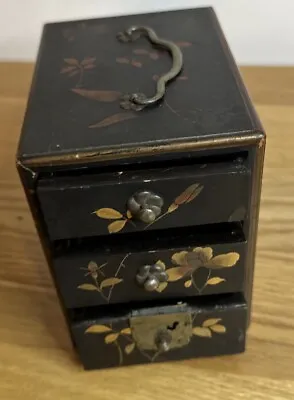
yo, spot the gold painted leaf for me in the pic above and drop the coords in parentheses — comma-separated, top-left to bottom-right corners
(131, 60, 142, 68)
(133, 49, 149, 55)
(171, 251, 188, 266)
(108, 219, 127, 233)
(100, 277, 123, 289)
(125, 343, 135, 354)
(89, 113, 136, 129)
(120, 328, 131, 335)
(207, 252, 240, 268)
(156, 282, 168, 292)
(64, 58, 79, 65)
(69, 70, 79, 77)
(149, 52, 159, 60)
(156, 260, 166, 270)
(206, 277, 226, 285)
(184, 280, 192, 288)
(210, 324, 226, 333)
(72, 88, 121, 102)
(95, 208, 123, 219)
(81, 57, 96, 65)
(185, 185, 203, 203)
(126, 210, 132, 219)
(167, 203, 179, 213)
(60, 65, 76, 74)
(77, 284, 98, 291)
(176, 42, 192, 48)
(84, 64, 95, 70)
(166, 266, 190, 282)
(105, 333, 119, 344)
(174, 183, 203, 205)
(202, 318, 221, 327)
(85, 325, 112, 333)
(192, 327, 212, 338)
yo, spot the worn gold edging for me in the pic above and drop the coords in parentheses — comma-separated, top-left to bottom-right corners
(21, 132, 263, 168)
(245, 135, 266, 324)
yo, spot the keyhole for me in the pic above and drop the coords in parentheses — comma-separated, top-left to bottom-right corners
(167, 321, 179, 331)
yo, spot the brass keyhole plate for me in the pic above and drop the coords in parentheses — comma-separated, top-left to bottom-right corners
(130, 310, 192, 351)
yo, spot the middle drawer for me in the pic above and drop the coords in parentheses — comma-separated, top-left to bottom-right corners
(53, 227, 247, 308)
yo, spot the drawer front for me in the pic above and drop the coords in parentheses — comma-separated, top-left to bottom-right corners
(71, 294, 247, 370)
(38, 160, 250, 240)
(53, 238, 247, 308)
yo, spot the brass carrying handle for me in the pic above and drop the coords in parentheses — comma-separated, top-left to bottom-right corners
(117, 26, 183, 111)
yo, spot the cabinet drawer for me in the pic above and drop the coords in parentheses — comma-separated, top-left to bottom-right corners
(53, 228, 247, 308)
(70, 294, 247, 370)
(38, 159, 250, 240)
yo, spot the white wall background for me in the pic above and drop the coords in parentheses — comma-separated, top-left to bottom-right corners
(0, 0, 293, 64)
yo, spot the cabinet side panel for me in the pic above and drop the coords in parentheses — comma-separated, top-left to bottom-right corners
(16, 164, 75, 347)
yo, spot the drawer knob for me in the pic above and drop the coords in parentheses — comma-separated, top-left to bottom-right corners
(155, 330, 172, 352)
(127, 191, 164, 223)
(136, 263, 168, 292)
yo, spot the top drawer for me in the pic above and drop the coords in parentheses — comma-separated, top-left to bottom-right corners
(37, 159, 250, 240)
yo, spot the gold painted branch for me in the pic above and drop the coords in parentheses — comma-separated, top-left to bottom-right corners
(93, 183, 203, 234)
(85, 317, 227, 366)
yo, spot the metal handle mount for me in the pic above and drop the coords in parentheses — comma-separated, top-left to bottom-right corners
(117, 26, 183, 111)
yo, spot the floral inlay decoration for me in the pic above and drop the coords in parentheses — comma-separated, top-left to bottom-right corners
(93, 183, 203, 234)
(60, 57, 96, 87)
(84, 317, 226, 366)
(77, 247, 240, 301)
(60, 39, 192, 129)
(78, 254, 129, 302)
(165, 246, 240, 293)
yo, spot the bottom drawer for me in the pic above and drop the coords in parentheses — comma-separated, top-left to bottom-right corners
(70, 294, 247, 370)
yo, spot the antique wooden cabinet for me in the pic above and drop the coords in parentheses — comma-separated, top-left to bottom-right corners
(17, 7, 265, 370)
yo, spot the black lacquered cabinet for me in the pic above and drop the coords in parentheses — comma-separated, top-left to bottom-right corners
(17, 7, 265, 370)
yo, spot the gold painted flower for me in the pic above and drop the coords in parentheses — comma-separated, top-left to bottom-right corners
(166, 247, 240, 289)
